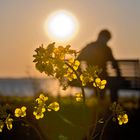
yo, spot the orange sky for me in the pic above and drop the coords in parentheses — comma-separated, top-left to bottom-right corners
(0, 0, 140, 77)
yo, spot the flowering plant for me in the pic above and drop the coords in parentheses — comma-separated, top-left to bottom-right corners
(32, 43, 128, 139)
(0, 42, 128, 140)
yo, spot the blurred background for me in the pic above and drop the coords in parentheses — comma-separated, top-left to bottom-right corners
(0, 0, 140, 140)
(0, 0, 140, 78)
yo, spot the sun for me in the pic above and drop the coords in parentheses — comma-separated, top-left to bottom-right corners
(44, 10, 79, 43)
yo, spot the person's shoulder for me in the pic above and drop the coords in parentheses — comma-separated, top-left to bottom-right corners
(88, 42, 96, 46)
(85, 42, 96, 48)
(80, 41, 97, 53)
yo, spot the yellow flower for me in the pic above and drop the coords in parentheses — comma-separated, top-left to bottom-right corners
(5, 116, 13, 130)
(73, 60, 80, 70)
(63, 59, 80, 82)
(33, 111, 44, 120)
(63, 65, 78, 81)
(75, 93, 83, 102)
(15, 106, 27, 117)
(68, 59, 80, 70)
(54, 46, 65, 60)
(80, 74, 86, 86)
(64, 72, 77, 81)
(117, 114, 128, 125)
(33, 107, 46, 120)
(33, 94, 48, 120)
(0, 120, 4, 132)
(93, 78, 107, 89)
(47, 102, 60, 111)
(39, 94, 48, 101)
(36, 94, 48, 104)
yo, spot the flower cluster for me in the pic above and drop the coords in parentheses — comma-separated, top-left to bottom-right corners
(93, 78, 107, 89)
(110, 102, 129, 125)
(53, 45, 76, 60)
(80, 66, 104, 88)
(117, 114, 128, 125)
(33, 43, 107, 91)
(15, 106, 27, 118)
(0, 115, 13, 132)
(0, 93, 60, 132)
(33, 43, 82, 90)
(33, 93, 60, 119)
(0, 105, 27, 133)
(63, 59, 80, 81)
(33, 43, 77, 77)
(33, 94, 48, 119)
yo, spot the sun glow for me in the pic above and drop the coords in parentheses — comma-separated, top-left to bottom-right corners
(44, 10, 79, 43)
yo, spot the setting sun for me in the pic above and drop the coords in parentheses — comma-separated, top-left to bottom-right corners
(44, 10, 79, 42)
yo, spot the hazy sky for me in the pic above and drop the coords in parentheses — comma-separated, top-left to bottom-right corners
(0, 0, 140, 77)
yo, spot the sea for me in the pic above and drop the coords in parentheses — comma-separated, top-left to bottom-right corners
(0, 77, 90, 97)
(0, 77, 139, 98)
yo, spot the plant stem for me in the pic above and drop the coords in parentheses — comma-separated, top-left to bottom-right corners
(99, 114, 113, 140)
(86, 99, 98, 140)
(91, 108, 98, 139)
(65, 62, 86, 102)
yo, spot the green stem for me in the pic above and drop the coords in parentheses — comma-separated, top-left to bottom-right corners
(86, 86, 104, 140)
(99, 114, 113, 140)
(91, 108, 98, 139)
(86, 101, 98, 140)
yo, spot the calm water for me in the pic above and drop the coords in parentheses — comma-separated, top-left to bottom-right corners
(0, 77, 139, 98)
(0, 78, 85, 97)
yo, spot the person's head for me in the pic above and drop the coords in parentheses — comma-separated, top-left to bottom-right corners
(97, 29, 111, 44)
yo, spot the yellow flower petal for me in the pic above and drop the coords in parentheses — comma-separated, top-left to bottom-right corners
(48, 102, 60, 111)
(99, 85, 105, 89)
(21, 106, 26, 111)
(47, 108, 52, 111)
(40, 94, 48, 101)
(101, 80, 107, 85)
(93, 82, 97, 87)
(75, 60, 80, 66)
(0, 121, 4, 132)
(95, 78, 101, 84)
(42, 107, 46, 113)
(5, 117, 13, 130)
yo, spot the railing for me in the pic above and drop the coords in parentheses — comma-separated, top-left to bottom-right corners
(112, 59, 140, 89)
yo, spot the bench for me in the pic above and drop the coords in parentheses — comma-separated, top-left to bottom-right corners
(108, 59, 140, 90)
(112, 59, 140, 107)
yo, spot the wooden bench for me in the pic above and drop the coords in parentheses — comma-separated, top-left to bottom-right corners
(109, 59, 140, 90)
(108, 59, 140, 107)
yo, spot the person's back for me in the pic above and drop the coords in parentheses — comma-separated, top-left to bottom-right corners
(78, 29, 120, 78)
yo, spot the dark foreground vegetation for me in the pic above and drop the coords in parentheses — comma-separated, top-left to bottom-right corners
(0, 95, 139, 140)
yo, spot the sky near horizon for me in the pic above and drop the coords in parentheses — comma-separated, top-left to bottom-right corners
(0, 0, 140, 77)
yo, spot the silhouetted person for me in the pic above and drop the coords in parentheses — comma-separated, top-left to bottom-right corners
(77, 29, 121, 102)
